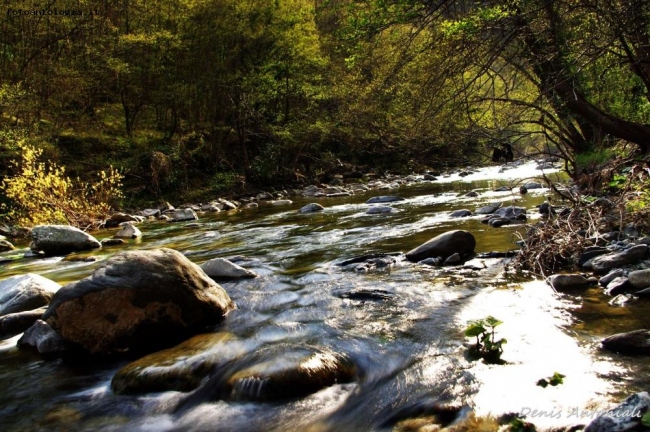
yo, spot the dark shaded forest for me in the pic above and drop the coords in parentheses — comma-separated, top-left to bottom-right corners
(2, 0, 650, 224)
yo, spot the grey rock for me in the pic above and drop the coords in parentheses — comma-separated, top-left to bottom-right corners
(628, 269, 650, 289)
(636, 237, 650, 246)
(475, 202, 503, 215)
(0, 274, 61, 317)
(450, 210, 472, 218)
(218, 199, 238, 210)
(300, 203, 324, 213)
(579, 247, 610, 267)
(0, 307, 47, 338)
(601, 329, 650, 354)
(489, 217, 511, 227)
(366, 196, 405, 204)
(523, 182, 543, 189)
(114, 222, 142, 239)
(599, 269, 625, 287)
(464, 191, 479, 197)
(243, 203, 258, 209)
(141, 208, 161, 217)
(42, 248, 235, 355)
(256, 192, 273, 200)
(443, 253, 461, 265)
(406, 230, 476, 262)
(18, 319, 68, 354)
(590, 245, 648, 275)
(105, 213, 140, 228)
(418, 257, 442, 266)
(200, 258, 257, 280)
(584, 392, 650, 432)
(493, 206, 526, 219)
(546, 274, 591, 291)
(366, 206, 394, 214)
(32, 225, 101, 256)
(605, 277, 632, 296)
(423, 174, 437, 181)
(493, 186, 510, 192)
(170, 208, 198, 222)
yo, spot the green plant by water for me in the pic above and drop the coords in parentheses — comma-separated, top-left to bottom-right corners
(464, 316, 507, 363)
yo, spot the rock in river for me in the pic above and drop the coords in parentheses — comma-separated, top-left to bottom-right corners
(628, 269, 650, 290)
(588, 245, 648, 274)
(0, 274, 61, 317)
(200, 258, 258, 280)
(366, 196, 405, 204)
(585, 392, 650, 432)
(31, 225, 101, 256)
(474, 202, 502, 215)
(601, 329, 650, 354)
(113, 222, 142, 239)
(170, 209, 199, 222)
(42, 248, 235, 355)
(112, 332, 255, 395)
(0, 307, 47, 338)
(546, 274, 591, 292)
(299, 203, 324, 213)
(405, 230, 476, 262)
(450, 210, 472, 218)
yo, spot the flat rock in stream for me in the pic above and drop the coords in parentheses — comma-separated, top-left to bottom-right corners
(366, 196, 405, 204)
(42, 248, 235, 355)
(405, 230, 476, 262)
(183, 346, 356, 404)
(0, 307, 47, 338)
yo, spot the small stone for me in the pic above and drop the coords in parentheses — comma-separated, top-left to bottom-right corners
(114, 222, 142, 239)
(450, 210, 472, 218)
(101, 238, 126, 247)
(300, 203, 324, 213)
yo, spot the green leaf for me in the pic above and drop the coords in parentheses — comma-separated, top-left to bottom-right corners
(465, 321, 486, 337)
(549, 372, 565, 386)
(484, 316, 503, 328)
(641, 411, 650, 427)
(536, 379, 548, 388)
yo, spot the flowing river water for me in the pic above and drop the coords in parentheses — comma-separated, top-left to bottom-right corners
(1, 161, 649, 431)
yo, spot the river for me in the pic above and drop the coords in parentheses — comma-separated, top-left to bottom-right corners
(1, 161, 648, 431)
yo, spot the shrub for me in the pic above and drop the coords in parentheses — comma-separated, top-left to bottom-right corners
(0, 140, 123, 228)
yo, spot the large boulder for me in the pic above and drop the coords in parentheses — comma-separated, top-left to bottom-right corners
(200, 258, 257, 280)
(405, 230, 476, 262)
(42, 248, 235, 355)
(0, 274, 61, 317)
(31, 225, 101, 256)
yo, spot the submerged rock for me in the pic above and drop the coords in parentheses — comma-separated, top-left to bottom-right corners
(405, 230, 476, 262)
(450, 210, 472, 218)
(299, 203, 324, 213)
(366, 196, 405, 204)
(366, 206, 394, 214)
(43, 248, 235, 355)
(224, 348, 356, 402)
(200, 258, 257, 280)
(112, 332, 253, 395)
(0, 274, 61, 317)
(31, 225, 101, 256)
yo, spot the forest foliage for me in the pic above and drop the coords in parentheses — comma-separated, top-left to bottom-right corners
(1, 0, 650, 225)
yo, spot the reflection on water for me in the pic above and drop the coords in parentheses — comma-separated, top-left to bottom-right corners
(0, 161, 648, 431)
